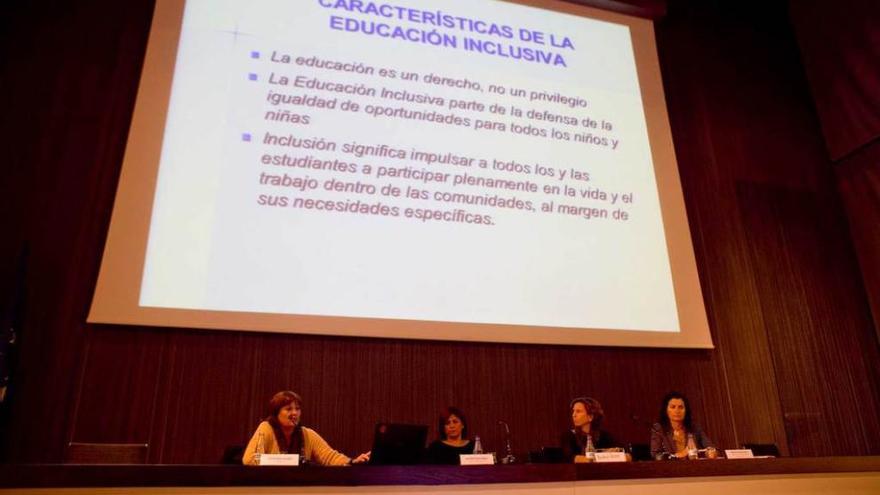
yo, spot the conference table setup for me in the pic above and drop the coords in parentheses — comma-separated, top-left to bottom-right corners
(4, 456, 880, 494)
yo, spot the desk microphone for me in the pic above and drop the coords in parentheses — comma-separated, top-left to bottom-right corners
(497, 420, 516, 464)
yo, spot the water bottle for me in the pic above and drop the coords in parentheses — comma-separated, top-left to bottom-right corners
(254, 431, 265, 465)
(686, 433, 697, 460)
(473, 436, 483, 454)
(584, 434, 596, 462)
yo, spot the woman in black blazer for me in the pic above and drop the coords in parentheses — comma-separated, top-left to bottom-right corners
(650, 391, 716, 460)
(561, 397, 617, 462)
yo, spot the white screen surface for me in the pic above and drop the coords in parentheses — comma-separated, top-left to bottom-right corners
(90, 0, 713, 348)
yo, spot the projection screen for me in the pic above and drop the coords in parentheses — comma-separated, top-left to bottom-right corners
(89, 0, 714, 348)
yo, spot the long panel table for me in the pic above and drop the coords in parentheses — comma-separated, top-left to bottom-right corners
(3, 457, 879, 494)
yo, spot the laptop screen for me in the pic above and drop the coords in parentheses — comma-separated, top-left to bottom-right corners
(369, 423, 428, 465)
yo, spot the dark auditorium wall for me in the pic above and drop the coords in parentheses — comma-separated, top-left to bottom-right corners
(836, 149, 880, 344)
(789, 0, 880, 344)
(1, 0, 878, 463)
(657, 0, 880, 458)
(788, 0, 880, 161)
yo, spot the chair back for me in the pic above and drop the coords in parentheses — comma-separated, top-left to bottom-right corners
(66, 442, 149, 464)
(221, 445, 245, 464)
(628, 443, 652, 461)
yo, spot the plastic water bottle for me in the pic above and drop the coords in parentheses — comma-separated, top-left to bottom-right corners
(686, 433, 697, 460)
(254, 431, 265, 465)
(584, 434, 596, 462)
(473, 436, 483, 454)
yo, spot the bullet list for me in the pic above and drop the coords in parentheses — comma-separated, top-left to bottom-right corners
(243, 51, 258, 146)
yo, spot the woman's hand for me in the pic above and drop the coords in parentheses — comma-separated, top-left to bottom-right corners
(350, 451, 371, 464)
(674, 449, 689, 459)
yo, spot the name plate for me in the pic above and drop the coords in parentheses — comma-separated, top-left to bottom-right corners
(724, 449, 754, 459)
(459, 454, 495, 465)
(594, 452, 627, 463)
(259, 454, 300, 466)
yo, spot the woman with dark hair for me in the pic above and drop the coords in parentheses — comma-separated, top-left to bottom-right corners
(561, 397, 617, 462)
(243, 391, 370, 466)
(424, 407, 475, 464)
(650, 391, 716, 460)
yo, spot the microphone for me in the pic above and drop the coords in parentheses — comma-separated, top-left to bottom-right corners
(497, 420, 516, 464)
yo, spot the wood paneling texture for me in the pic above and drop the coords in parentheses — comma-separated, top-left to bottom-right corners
(737, 184, 880, 456)
(2, 0, 879, 464)
(0, 0, 158, 463)
(836, 143, 880, 343)
(654, 0, 855, 454)
(788, 0, 880, 160)
(788, 0, 880, 346)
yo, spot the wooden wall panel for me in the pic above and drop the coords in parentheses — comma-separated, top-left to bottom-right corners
(737, 183, 880, 455)
(2, 0, 879, 465)
(789, 0, 880, 160)
(836, 143, 880, 344)
(69, 327, 166, 446)
(789, 0, 880, 345)
(654, 1, 794, 453)
(70, 329, 727, 463)
(0, 0, 155, 462)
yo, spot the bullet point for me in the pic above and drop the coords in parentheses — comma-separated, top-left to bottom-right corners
(242, 133, 252, 142)
(250, 51, 260, 59)
(248, 73, 258, 81)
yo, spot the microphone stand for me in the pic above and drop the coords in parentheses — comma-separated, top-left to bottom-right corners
(497, 420, 516, 464)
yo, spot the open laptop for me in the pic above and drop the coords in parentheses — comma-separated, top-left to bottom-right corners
(368, 423, 428, 465)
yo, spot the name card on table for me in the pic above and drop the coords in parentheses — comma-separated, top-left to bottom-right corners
(259, 454, 300, 466)
(724, 449, 754, 459)
(594, 452, 628, 463)
(460, 454, 495, 465)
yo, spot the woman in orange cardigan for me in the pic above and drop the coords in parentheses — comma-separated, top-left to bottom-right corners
(243, 391, 370, 466)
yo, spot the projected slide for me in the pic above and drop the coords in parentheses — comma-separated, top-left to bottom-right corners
(90, 0, 713, 347)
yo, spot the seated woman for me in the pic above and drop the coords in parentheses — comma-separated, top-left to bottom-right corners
(243, 390, 370, 466)
(650, 391, 717, 460)
(561, 397, 617, 462)
(424, 407, 475, 464)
